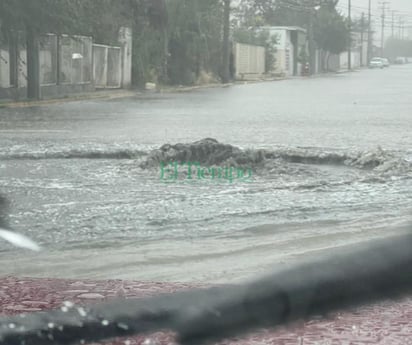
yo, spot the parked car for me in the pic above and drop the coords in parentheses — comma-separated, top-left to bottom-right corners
(369, 57, 384, 69)
(381, 58, 390, 67)
(394, 57, 405, 64)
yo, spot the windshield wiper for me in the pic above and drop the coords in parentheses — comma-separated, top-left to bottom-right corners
(0, 231, 412, 345)
(0, 196, 40, 251)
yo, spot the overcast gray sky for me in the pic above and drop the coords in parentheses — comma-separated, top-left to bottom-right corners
(339, 0, 412, 14)
(338, 0, 412, 25)
(337, 0, 412, 39)
(232, 1, 412, 39)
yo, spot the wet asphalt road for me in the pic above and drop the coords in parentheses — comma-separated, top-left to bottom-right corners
(0, 66, 411, 283)
(1, 65, 412, 149)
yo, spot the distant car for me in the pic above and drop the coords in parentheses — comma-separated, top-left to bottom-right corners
(394, 57, 405, 64)
(381, 58, 390, 67)
(369, 58, 384, 69)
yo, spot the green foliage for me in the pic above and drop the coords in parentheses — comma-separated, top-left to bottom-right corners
(0, 0, 232, 87)
(125, 0, 167, 87)
(233, 0, 278, 26)
(166, 0, 223, 85)
(0, 0, 129, 43)
(351, 16, 368, 34)
(297, 47, 308, 64)
(128, 0, 225, 86)
(0, 0, 74, 34)
(313, 5, 350, 55)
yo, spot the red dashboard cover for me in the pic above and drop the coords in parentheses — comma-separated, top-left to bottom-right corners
(1, 277, 411, 345)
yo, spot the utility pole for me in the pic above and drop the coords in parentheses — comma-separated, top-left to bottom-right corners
(378, 1, 390, 57)
(222, 0, 231, 84)
(360, 12, 365, 66)
(391, 11, 396, 37)
(26, 29, 41, 100)
(397, 16, 406, 40)
(400, 18, 405, 39)
(367, 0, 372, 62)
(308, 8, 316, 75)
(348, 0, 352, 70)
(304, 0, 317, 75)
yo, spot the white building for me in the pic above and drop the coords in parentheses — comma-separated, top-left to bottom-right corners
(260, 26, 307, 77)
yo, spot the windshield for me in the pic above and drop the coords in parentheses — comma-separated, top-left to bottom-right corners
(1, 0, 412, 344)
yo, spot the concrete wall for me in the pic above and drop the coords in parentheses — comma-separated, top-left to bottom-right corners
(233, 43, 265, 80)
(315, 49, 364, 72)
(274, 49, 286, 75)
(118, 27, 132, 88)
(287, 31, 293, 76)
(41, 83, 94, 98)
(265, 27, 306, 77)
(339, 51, 361, 69)
(359, 43, 368, 66)
(271, 29, 288, 75)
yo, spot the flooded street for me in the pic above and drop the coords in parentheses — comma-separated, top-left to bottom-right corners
(1, 67, 412, 283)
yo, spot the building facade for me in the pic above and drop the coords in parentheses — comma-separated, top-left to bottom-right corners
(261, 26, 307, 77)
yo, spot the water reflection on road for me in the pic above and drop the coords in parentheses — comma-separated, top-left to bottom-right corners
(0, 66, 411, 283)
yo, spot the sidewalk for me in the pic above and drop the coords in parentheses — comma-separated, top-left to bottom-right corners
(0, 89, 138, 109)
(0, 73, 334, 109)
(0, 85, 236, 109)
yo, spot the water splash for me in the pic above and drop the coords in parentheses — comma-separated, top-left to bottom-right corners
(0, 228, 41, 252)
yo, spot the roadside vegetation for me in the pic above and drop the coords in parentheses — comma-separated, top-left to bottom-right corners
(5, 0, 407, 90)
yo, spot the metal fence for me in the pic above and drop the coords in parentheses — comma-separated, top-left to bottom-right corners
(1, 33, 93, 89)
(93, 44, 122, 88)
(39, 34, 58, 85)
(0, 30, 129, 98)
(60, 35, 93, 85)
(0, 32, 27, 89)
(234, 43, 266, 80)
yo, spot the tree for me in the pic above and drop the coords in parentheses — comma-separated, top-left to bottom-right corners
(0, 0, 238, 91)
(236, 0, 278, 26)
(1, 0, 71, 98)
(222, 0, 231, 83)
(164, 0, 225, 85)
(0, 0, 124, 98)
(313, 4, 350, 71)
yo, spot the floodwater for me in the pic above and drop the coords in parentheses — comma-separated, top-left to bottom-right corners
(0, 66, 411, 283)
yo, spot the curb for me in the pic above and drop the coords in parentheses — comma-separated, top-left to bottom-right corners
(0, 77, 285, 108)
(0, 91, 137, 109)
(0, 70, 362, 109)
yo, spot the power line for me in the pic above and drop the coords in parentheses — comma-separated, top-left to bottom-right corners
(391, 10, 397, 37)
(367, 0, 372, 63)
(378, 1, 390, 55)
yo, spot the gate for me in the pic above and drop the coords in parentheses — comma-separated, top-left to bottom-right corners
(93, 44, 122, 88)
